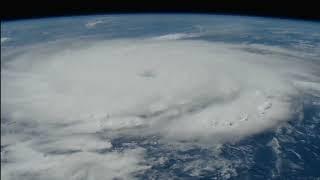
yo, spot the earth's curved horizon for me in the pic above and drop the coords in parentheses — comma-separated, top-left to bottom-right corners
(1, 14, 320, 180)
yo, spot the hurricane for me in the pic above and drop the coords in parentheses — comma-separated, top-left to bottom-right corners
(1, 15, 320, 179)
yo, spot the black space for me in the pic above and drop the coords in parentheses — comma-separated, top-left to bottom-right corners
(1, 0, 320, 21)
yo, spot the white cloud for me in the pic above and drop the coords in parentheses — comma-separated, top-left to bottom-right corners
(2, 40, 317, 140)
(1, 38, 319, 179)
(85, 20, 105, 28)
(2, 143, 148, 180)
(1, 37, 11, 44)
(151, 33, 201, 40)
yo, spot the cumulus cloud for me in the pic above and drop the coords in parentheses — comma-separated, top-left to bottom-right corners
(1, 38, 319, 179)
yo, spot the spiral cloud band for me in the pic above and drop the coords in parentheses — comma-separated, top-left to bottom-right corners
(1, 38, 319, 179)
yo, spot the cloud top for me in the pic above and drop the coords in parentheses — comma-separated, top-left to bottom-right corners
(1, 38, 319, 179)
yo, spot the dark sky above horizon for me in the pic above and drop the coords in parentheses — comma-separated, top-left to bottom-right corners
(1, 0, 320, 21)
